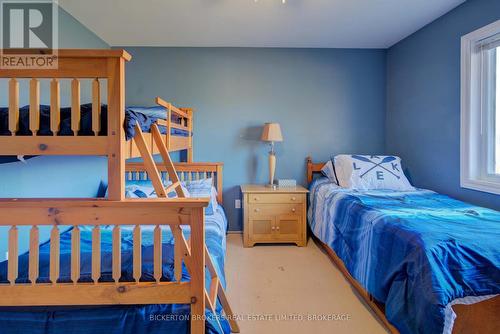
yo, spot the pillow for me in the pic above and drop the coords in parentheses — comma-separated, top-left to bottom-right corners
(321, 159, 338, 184)
(126, 106, 182, 124)
(333, 154, 415, 191)
(183, 178, 218, 215)
(105, 178, 217, 215)
(125, 180, 190, 199)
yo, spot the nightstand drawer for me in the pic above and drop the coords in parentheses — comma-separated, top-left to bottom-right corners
(248, 193, 303, 204)
(248, 203, 302, 217)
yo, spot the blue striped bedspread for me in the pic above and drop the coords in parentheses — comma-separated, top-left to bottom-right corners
(0, 206, 230, 334)
(308, 177, 500, 334)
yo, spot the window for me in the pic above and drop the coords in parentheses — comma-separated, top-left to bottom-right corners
(461, 20, 500, 195)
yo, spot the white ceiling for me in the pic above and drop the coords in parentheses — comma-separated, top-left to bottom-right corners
(59, 0, 465, 48)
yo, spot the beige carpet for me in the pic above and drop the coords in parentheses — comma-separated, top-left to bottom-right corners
(224, 234, 389, 334)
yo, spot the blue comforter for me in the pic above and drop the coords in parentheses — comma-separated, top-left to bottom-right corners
(308, 178, 500, 334)
(0, 207, 230, 334)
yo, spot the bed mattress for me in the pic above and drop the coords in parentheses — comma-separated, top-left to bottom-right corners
(308, 177, 500, 334)
(0, 206, 229, 334)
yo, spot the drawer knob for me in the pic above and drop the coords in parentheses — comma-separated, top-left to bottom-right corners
(291, 208, 296, 213)
(254, 208, 260, 212)
(276, 226, 280, 231)
(291, 197, 296, 201)
(271, 226, 276, 231)
(254, 197, 259, 201)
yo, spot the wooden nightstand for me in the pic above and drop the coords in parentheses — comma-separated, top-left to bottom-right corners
(241, 184, 309, 247)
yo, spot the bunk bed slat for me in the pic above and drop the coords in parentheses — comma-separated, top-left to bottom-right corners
(133, 225, 142, 283)
(49, 226, 60, 284)
(153, 225, 162, 283)
(50, 79, 60, 135)
(185, 108, 194, 162)
(92, 78, 101, 135)
(91, 225, 101, 284)
(8, 78, 19, 135)
(189, 208, 205, 334)
(112, 225, 121, 283)
(7, 226, 18, 285)
(209, 277, 219, 311)
(171, 225, 183, 282)
(133, 124, 167, 198)
(29, 79, 40, 135)
(151, 124, 185, 198)
(217, 277, 240, 332)
(71, 226, 81, 284)
(71, 79, 81, 135)
(155, 97, 190, 119)
(166, 106, 171, 150)
(29, 226, 39, 285)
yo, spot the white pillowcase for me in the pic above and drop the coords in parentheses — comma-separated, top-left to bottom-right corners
(333, 154, 415, 191)
(321, 160, 338, 184)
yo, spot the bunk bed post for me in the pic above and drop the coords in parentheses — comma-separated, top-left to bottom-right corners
(190, 207, 206, 334)
(185, 108, 194, 162)
(107, 56, 127, 200)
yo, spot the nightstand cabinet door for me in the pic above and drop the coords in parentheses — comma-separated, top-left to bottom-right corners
(249, 216, 276, 242)
(276, 214, 301, 240)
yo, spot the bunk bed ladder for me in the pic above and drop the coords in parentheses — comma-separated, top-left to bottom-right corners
(133, 123, 240, 333)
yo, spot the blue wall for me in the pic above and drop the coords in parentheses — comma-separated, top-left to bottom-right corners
(386, 0, 500, 211)
(120, 47, 387, 230)
(0, 7, 109, 260)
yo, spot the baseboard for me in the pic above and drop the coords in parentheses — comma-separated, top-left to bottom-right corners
(227, 230, 243, 234)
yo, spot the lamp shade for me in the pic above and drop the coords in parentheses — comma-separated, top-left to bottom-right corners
(261, 123, 283, 142)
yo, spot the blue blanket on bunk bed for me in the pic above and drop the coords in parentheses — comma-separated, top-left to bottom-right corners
(0, 206, 230, 334)
(0, 104, 190, 163)
(0, 104, 189, 139)
(308, 177, 500, 334)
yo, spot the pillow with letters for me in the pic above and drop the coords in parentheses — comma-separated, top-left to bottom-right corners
(333, 154, 415, 191)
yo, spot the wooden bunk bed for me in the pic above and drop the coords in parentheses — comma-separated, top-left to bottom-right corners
(0, 49, 238, 334)
(306, 157, 499, 334)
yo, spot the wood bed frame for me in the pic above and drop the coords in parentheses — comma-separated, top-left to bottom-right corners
(306, 156, 499, 334)
(0, 49, 238, 334)
(126, 96, 194, 161)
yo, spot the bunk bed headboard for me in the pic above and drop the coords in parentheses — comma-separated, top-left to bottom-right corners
(0, 49, 131, 200)
(125, 162, 224, 204)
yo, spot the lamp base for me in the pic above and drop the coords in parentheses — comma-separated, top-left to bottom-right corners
(268, 152, 276, 187)
(265, 183, 277, 190)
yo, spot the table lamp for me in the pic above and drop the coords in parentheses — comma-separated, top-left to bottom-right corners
(261, 123, 283, 187)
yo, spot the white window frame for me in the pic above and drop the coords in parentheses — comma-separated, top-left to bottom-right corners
(461, 20, 500, 195)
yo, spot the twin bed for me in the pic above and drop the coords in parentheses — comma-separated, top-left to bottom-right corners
(307, 157, 499, 334)
(0, 49, 237, 334)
